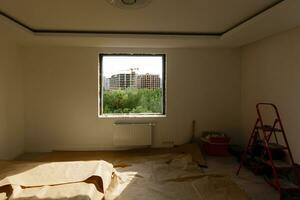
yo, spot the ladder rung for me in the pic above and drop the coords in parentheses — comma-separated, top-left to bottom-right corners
(256, 125, 282, 132)
(262, 160, 293, 169)
(268, 143, 287, 150)
(265, 176, 300, 191)
(258, 142, 287, 150)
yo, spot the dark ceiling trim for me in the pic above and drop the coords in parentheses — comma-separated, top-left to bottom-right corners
(0, 0, 285, 37)
(222, 0, 285, 35)
(0, 10, 34, 32)
(34, 29, 221, 36)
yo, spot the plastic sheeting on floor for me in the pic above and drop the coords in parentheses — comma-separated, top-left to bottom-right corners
(0, 148, 250, 200)
(105, 153, 250, 200)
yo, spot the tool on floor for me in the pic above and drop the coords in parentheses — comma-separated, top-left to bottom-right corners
(236, 103, 300, 199)
(190, 120, 196, 143)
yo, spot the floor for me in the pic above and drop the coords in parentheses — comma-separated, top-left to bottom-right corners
(14, 148, 280, 200)
(204, 156, 279, 200)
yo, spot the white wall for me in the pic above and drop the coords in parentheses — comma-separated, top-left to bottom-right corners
(241, 26, 300, 163)
(0, 35, 24, 159)
(22, 47, 242, 152)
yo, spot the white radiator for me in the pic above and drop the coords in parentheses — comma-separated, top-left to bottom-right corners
(113, 122, 154, 147)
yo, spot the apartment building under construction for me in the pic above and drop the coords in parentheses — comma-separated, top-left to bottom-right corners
(108, 72, 160, 90)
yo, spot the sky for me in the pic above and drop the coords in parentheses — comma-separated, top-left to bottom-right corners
(102, 55, 163, 78)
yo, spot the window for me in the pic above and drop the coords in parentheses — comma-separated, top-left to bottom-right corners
(99, 54, 166, 117)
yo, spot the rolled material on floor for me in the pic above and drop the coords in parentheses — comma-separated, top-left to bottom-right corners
(0, 161, 114, 200)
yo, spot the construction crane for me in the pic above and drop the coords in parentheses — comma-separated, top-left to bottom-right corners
(129, 67, 139, 73)
(116, 67, 139, 74)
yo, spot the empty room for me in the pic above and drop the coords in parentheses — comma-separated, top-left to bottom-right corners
(1, 0, 300, 199)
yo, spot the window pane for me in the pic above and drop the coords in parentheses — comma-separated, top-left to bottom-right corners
(100, 55, 165, 115)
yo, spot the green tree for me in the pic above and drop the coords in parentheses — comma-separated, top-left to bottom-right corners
(103, 88, 162, 114)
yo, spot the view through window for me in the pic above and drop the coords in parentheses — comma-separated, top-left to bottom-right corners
(99, 54, 165, 116)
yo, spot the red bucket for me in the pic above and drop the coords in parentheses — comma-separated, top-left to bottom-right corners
(201, 136, 230, 156)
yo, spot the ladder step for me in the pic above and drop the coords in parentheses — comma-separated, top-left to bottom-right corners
(258, 142, 287, 150)
(262, 160, 293, 169)
(265, 176, 300, 191)
(268, 143, 287, 150)
(256, 125, 282, 132)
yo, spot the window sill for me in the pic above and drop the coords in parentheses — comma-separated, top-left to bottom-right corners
(98, 114, 167, 119)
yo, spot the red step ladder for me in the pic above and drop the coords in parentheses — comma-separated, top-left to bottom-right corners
(236, 103, 300, 199)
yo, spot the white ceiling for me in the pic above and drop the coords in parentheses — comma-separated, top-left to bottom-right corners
(0, 0, 281, 33)
(0, 0, 299, 48)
